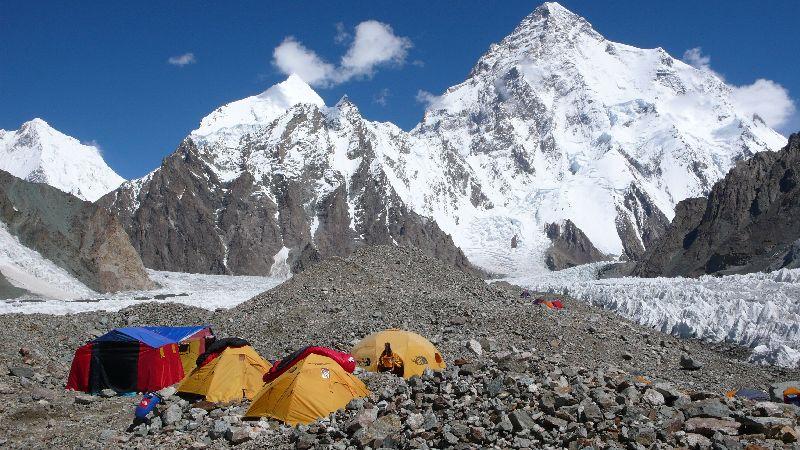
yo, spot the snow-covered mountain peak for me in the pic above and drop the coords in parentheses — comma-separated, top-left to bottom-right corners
(193, 74, 324, 142)
(0, 119, 124, 202)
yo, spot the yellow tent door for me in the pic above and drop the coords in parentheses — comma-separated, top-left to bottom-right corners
(178, 346, 271, 403)
(245, 353, 370, 425)
(351, 329, 445, 378)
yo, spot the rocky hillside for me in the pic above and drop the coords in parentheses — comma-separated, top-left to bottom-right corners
(0, 118, 124, 201)
(0, 170, 153, 292)
(635, 133, 800, 277)
(0, 246, 798, 448)
(100, 80, 475, 276)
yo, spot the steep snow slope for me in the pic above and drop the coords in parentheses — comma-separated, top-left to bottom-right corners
(0, 119, 124, 201)
(0, 222, 94, 299)
(400, 2, 786, 274)
(507, 264, 800, 368)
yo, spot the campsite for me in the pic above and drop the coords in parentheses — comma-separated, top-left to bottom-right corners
(0, 246, 799, 448)
(2, 1, 800, 447)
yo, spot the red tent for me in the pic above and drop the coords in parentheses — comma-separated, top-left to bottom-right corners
(534, 298, 564, 310)
(263, 346, 356, 383)
(67, 327, 186, 393)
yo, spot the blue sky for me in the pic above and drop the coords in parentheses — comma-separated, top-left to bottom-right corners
(1, 1, 798, 179)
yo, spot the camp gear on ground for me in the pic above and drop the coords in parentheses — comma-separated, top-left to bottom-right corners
(245, 353, 370, 425)
(126, 392, 162, 432)
(725, 388, 770, 401)
(67, 327, 188, 393)
(351, 329, 445, 379)
(785, 387, 800, 405)
(520, 290, 531, 298)
(534, 298, 564, 309)
(178, 344, 271, 403)
(135, 392, 162, 419)
(195, 337, 249, 367)
(263, 346, 355, 384)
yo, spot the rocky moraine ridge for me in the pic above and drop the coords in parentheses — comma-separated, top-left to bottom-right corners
(0, 246, 798, 448)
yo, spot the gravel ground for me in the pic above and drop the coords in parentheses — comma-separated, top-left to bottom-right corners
(0, 245, 798, 448)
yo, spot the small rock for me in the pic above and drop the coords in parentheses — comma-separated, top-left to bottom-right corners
(98, 429, 116, 441)
(74, 393, 97, 405)
(9, 366, 34, 379)
(158, 386, 177, 399)
(225, 427, 252, 445)
(162, 403, 183, 426)
(466, 339, 483, 356)
(684, 432, 712, 449)
(210, 419, 230, 439)
(680, 354, 702, 370)
(684, 417, 740, 436)
(100, 388, 116, 398)
(641, 388, 665, 406)
(509, 409, 536, 431)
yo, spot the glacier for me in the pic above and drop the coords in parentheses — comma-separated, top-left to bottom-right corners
(506, 264, 800, 368)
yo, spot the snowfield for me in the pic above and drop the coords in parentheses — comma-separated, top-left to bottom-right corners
(0, 270, 287, 315)
(505, 264, 800, 369)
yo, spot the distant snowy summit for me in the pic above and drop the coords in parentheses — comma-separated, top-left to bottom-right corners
(103, 2, 788, 277)
(0, 118, 124, 201)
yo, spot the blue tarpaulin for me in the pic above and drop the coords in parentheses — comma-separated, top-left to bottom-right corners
(93, 326, 210, 348)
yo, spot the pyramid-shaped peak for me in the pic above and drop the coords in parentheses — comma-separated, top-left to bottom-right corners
(515, 2, 598, 38)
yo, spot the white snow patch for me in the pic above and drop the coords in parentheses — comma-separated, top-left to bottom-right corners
(269, 247, 292, 280)
(0, 270, 286, 315)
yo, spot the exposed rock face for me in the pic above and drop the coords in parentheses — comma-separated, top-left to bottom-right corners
(635, 134, 800, 277)
(544, 220, 608, 270)
(100, 101, 477, 276)
(0, 170, 154, 292)
(615, 184, 671, 259)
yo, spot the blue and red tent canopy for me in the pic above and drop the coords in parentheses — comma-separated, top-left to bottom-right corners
(67, 325, 211, 394)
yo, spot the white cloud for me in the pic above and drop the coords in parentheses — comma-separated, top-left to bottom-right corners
(731, 79, 796, 129)
(683, 47, 796, 129)
(334, 22, 350, 44)
(682, 47, 711, 72)
(81, 139, 103, 154)
(373, 88, 390, 106)
(415, 89, 440, 107)
(272, 37, 336, 87)
(167, 53, 196, 67)
(272, 21, 412, 87)
(339, 21, 411, 80)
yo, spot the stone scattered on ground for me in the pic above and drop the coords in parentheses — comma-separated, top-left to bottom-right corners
(0, 245, 798, 448)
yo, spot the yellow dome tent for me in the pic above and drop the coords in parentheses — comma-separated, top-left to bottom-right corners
(351, 329, 445, 379)
(244, 353, 370, 425)
(177, 345, 272, 403)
